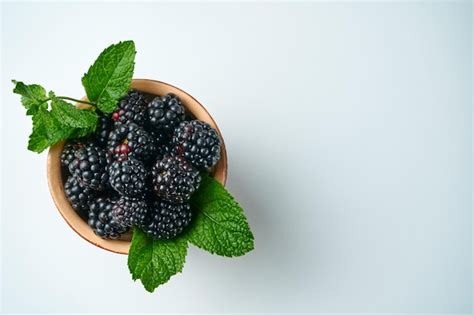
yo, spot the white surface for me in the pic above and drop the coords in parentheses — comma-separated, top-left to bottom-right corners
(1, 1, 472, 313)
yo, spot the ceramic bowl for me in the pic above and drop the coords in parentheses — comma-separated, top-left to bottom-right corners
(47, 79, 228, 254)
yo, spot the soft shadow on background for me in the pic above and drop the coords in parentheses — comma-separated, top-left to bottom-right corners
(1, 1, 472, 313)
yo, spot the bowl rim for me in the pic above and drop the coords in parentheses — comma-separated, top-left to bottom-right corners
(47, 78, 228, 255)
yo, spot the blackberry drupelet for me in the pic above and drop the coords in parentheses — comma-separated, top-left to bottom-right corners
(64, 176, 95, 218)
(109, 157, 148, 197)
(68, 145, 109, 190)
(112, 90, 148, 126)
(111, 196, 148, 228)
(172, 120, 221, 169)
(147, 93, 185, 134)
(88, 197, 128, 239)
(144, 200, 192, 240)
(152, 155, 201, 203)
(107, 123, 156, 162)
(93, 115, 113, 147)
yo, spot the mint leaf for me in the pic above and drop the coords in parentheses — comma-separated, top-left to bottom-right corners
(50, 96, 98, 130)
(188, 173, 254, 257)
(68, 127, 94, 139)
(12, 80, 47, 115)
(82, 41, 136, 113)
(28, 107, 72, 153)
(128, 228, 188, 293)
(16, 89, 97, 152)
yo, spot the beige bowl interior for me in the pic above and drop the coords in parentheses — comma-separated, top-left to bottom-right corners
(47, 79, 228, 254)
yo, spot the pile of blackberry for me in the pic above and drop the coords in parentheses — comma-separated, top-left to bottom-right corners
(61, 90, 221, 240)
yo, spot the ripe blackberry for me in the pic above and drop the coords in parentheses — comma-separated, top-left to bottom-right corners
(68, 145, 109, 190)
(109, 157, 148, 197)
(152, 155, 201, 203)
(144, 200, 192, 240)
(147, 93, 185, 134)
(93, 115, 112, 147)
(64, 176, 95, 218)
(88, 197, 128, 239)
(172, 120, 221, 169)
(112, 90, 148, 126)
(61, 140, 86, 169)
(107, 123, 156, 162)
(111, 196, 148, 228)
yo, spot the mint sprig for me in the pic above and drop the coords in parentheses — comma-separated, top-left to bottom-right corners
(12, 40, 136, 153)
(128, 173, 255, 292)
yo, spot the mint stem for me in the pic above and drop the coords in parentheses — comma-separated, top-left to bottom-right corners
(55, 96, 96, 107)
(40, 96, 96, 107)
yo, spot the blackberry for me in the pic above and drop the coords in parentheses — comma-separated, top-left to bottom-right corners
(147, 93, 185, 134)
(144, 200, 192, 240)
(107, 123, 156, 162)
(152, 155, 201, 203)
(172, 120, 221, 169)
(112, 90, 148, 126)
(88, 197, 128, 239)
(68, 145, 109, 190)
(64, 176, 95, 218)
(61, 141, 86, 169)
(109, 157, 148, 197)
(111, 196, 148, 228)
(93, 115, 112, 147)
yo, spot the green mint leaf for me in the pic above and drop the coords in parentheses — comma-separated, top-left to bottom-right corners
(68, 127, 94, 139)
(188, 173, 254, 257)
(82, 41, 136, 113)
(12, 80, 47, 115)
(50, 96, 98, 130)
(128, 227, 188, 293)
(28, 107, 72, 153)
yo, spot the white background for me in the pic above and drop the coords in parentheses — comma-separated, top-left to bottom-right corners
(1, 1, 472, 313)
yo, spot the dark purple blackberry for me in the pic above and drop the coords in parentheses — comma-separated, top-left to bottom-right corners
(93, 115, 112, 147)
(111, 196, 148, 228)
(147, 93, 185, 134)
(68, 145, 109, 190)
(88, 197, 128, 239)
(112, 90, 148, 126)
(60, 140, 87, 169)
(172, 120, 221, 169)
(144, 200, 192, 240)
(108, 157, 148, 197)
(64, 176, 95, 218)
(152, 155, 201, 203)
(107, 123, 156, 162)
